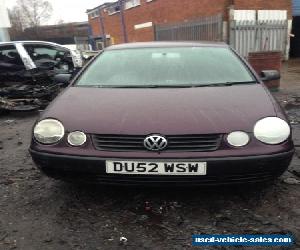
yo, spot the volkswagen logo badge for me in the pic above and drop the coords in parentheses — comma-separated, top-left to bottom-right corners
(144, 134, 168, 151)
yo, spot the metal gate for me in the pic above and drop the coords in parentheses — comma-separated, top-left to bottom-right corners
(155, 14, 223, 42)
(230, 20, 288, 58)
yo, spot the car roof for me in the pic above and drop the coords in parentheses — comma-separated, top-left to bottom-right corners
(0, 41, 69, 50)
(107, 41, 228, 50)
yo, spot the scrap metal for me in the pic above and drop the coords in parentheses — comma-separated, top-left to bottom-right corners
(0, 45, 78, 113)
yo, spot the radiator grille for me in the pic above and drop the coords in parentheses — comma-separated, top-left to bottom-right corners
(92, 134, 222, 152)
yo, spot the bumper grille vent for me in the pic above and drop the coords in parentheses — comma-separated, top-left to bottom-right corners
(92, 134, 222, 152)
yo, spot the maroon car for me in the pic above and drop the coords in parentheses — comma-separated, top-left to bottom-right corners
(29, 42, 294, 185)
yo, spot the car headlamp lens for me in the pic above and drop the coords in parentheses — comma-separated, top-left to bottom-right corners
(254, 117, 290, 144)
(227, 131, 250, 147)
(34, 119, 64, 144)
(67, 131, 87, 146)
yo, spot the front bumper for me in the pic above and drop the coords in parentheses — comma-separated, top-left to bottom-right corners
(29, 149, 294, 186)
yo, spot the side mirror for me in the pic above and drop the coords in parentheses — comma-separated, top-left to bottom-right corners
(54, 73, 72, 86)
(260, 70, 280, 82)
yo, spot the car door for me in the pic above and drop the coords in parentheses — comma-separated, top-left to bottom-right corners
(23, 43, 73, 72)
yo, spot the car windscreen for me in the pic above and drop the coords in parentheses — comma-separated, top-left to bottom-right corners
(76, 47, 255, 87)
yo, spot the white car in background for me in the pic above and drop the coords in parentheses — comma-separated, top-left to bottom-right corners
(0, 41, 84, 112)
(0, 41, 83, 74)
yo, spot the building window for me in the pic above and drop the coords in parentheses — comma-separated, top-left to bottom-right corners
(125, 0, 140, 10)
(106, 4, 120, 15)
(89, 10, 99, 19)
(105, 0, 140, 15)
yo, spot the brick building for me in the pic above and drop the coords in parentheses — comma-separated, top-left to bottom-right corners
(87, 0, 292, 50)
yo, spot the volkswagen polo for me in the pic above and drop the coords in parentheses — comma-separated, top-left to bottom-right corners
(29, 42, 294, 185)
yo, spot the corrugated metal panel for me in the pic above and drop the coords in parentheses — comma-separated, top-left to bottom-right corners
(258, 10, 287, 20)
(155, 14, 223, 42)
(293, 0, 300, 16)
(234, 10, 256, 21)
(230, 20, 288, 58)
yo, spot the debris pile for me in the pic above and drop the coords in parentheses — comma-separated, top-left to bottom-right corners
(0, 55, 76, 113)
(0, 75, 63, 113)
(0, 42, 83, 114)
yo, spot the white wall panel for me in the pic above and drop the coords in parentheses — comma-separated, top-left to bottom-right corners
(258, 10, 287, 20)
(0, 0, 11, 28)
(233, 10, 256, 21)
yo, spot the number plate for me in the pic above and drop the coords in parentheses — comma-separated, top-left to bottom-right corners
(106, 161, 207, 175)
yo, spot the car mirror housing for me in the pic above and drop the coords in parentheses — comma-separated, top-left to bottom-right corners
(54, 73, 72, 86)
(260, 70, 280, 82)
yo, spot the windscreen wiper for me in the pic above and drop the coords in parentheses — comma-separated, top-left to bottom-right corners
(93, 85, 194, 88)
(77, 81, 257, 88)
(190, 81, 257, 87)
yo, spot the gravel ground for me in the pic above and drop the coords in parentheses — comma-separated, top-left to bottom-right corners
(0, 62, 300, 250)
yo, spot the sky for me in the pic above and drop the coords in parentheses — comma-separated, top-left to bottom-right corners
(6, 0, 114, 24)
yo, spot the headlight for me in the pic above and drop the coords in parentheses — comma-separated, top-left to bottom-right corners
(67, 131, 87, 146)
(227, 131, 250, 147)
(34, 119, 64, 144)
(254, 117, 290, 144)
